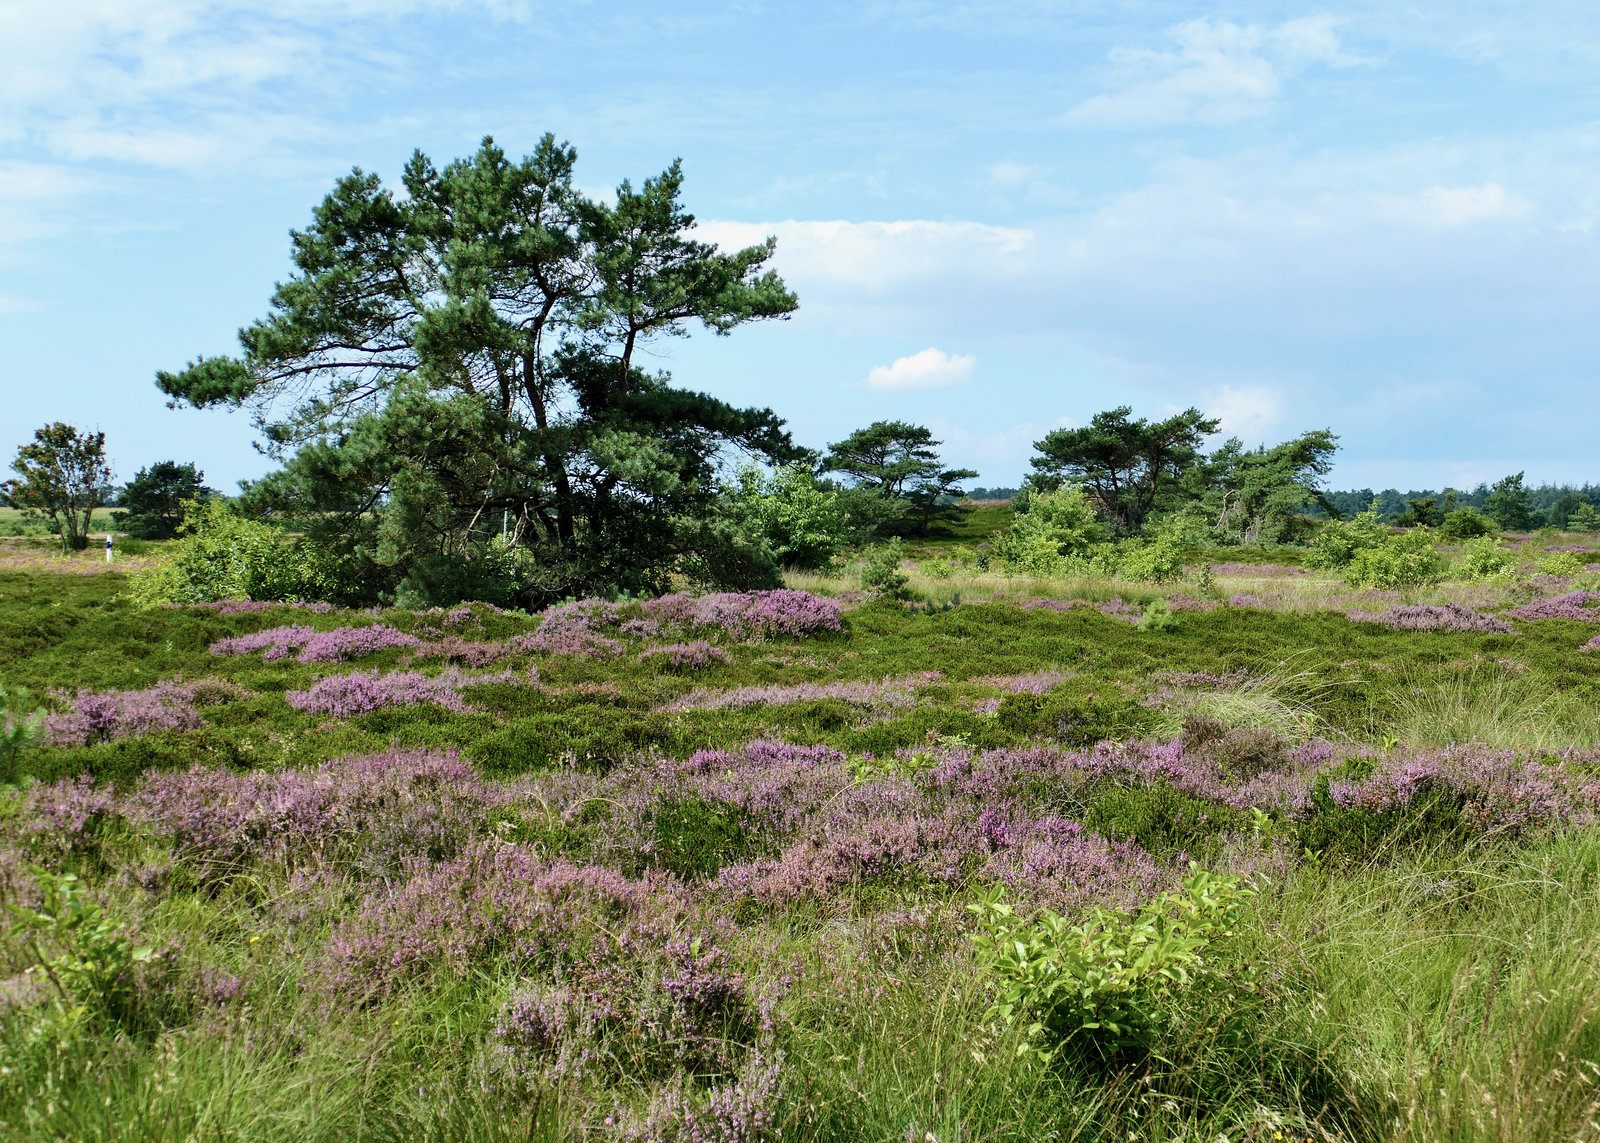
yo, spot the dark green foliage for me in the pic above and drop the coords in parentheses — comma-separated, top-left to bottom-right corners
(156, 137, 802, 606)
(1199, 429, 1340, 544)
(1028, 406, 1218, 535)
(112, 461, 215, 539)
(1484, 472, 1537, 531)
(821, 421, 976, 536)
(1295, 768, 1472, 861)
(1438, 506, 1495, 540)
(1084, 784, 1247, 858)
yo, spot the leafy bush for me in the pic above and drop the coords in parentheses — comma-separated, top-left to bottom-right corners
(860, 540, 913, 599)
(129, 499, 346, 606)
(1539, 550, 1586, 576)
(1438, 507, 1495, 540)
(1083, 784, 1245, 858)
(726, 464, 851, 570)
(969, 866, 1254, 1062)
(8, 869, 158, 1033)
(1344, 528, 1444, 589)
(1456, 535, 1518, 581)
(1305, 506, 1388, 570)
(995, 487, 1103, 575)
(1117, 517, 1190, 584)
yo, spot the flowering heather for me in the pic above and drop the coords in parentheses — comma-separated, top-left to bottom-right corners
(285, 665, 533, 717)
(1583, 634, 1600, 652)
(1502, 591, 1600, 622)
(974, 670, 1070, 694)
(640, 642, 733, 669)
(1166, 594, 1221, 612)
(1020, 597, 1140, 623)
(185, 599, 335, 615)
(662, 678, 918, 714)
(417, 636, 517, 667)
(287, 669, 467, 716)
(122, 749, 511, 876)
(207, 624, 317, 660)
(1347, 603, 1514, 634)
(615, 1051, 785, 1143)
(1545, 545, 1596, 554)
(643, 590, 843, 640)
(295, 624, 422, 662)
(321, 842, 683, 995)
(45, 681, 206, 746)
(1228, 593, 1266, 608)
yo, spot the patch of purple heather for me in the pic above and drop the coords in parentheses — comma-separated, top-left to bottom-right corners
(1228, 593, 1266, 608)
(320, 842, 685, 995)
(1347, 603, 1514, 634)
(973, 671, 1070, 694)
(640, 642, 733, 669)
(641, 590, 842, 640)
(1583, 634, 1600, 652)
(208, 624, 317, 660)
(295, 624, 421, 662)
(1208, 563, 1309, 577)
(1503, 591, 1600, 622)
(44, 681, 206, 746)
(209, 623, 421, 663)
(287, 670, 469, 716)
(662, 678, 918, 714)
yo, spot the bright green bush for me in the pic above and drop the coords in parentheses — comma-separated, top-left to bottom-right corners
(969, 866, 1254, 1062)
(129, 499, 344, 606)
(860, 539, 913, 599)
(1538, 550, 1585, 576)
(1457, 534, 1518, 581)
(1344, 528, 1445, 589)
(1117, 534, 1184, 584)
(1305, 506, 1388, 569)
(728, 464, 851, 571)
(1438, 507, 1495, 540)
(994, 487, 1103, 576)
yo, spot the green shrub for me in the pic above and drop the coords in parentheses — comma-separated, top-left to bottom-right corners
(969, 866, 1254, 1062)
(1135, 598, 1177, 632)
(129, 499, 345, 606)
(1344, 528, 1444, 590)
(647, 796, 755, 879)
(995, 487, 1103, 576)
(1305, 506, 1388, 570)
(1438, 507, 1495, 540)
(1538, 550, 1585, 576)
(1084, 784, 1245, 858)
(0, 684, 45, 783)
(861, 539, 913, 599)
(726, 463, 851, 571)
(1457, 535, 1518, 581)
(995, 685, 1155, 746)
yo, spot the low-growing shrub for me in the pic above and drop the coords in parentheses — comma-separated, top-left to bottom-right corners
(860, 540, 913, 600)
(969, 866, 1254, 1062)
(1456, 535, 1518, 581)
(1347, 603, 1513, 634)
(1344, 529, 1445, 590)
(639, 642, 733, 670)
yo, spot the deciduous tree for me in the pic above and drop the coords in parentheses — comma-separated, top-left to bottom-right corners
(3, 423, 114, 552)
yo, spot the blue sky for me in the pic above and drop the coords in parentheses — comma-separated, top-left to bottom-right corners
(4, 2, 1599, 493)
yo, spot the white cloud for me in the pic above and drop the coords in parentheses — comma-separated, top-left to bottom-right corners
(1205, 385, 1284, 441)
(866, 347, 976, 390)
(1063, 16, 1370, 129)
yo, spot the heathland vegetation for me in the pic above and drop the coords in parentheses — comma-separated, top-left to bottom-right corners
(2, 136, 1600, 1142)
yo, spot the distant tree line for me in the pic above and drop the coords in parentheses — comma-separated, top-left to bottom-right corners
(1319, 477, 1600, 531)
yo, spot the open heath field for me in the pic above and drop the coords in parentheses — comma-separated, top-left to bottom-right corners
(1, 554, 1599, 1143)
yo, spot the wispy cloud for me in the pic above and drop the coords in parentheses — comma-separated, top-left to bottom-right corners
(1063, 16, 1372, 129)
